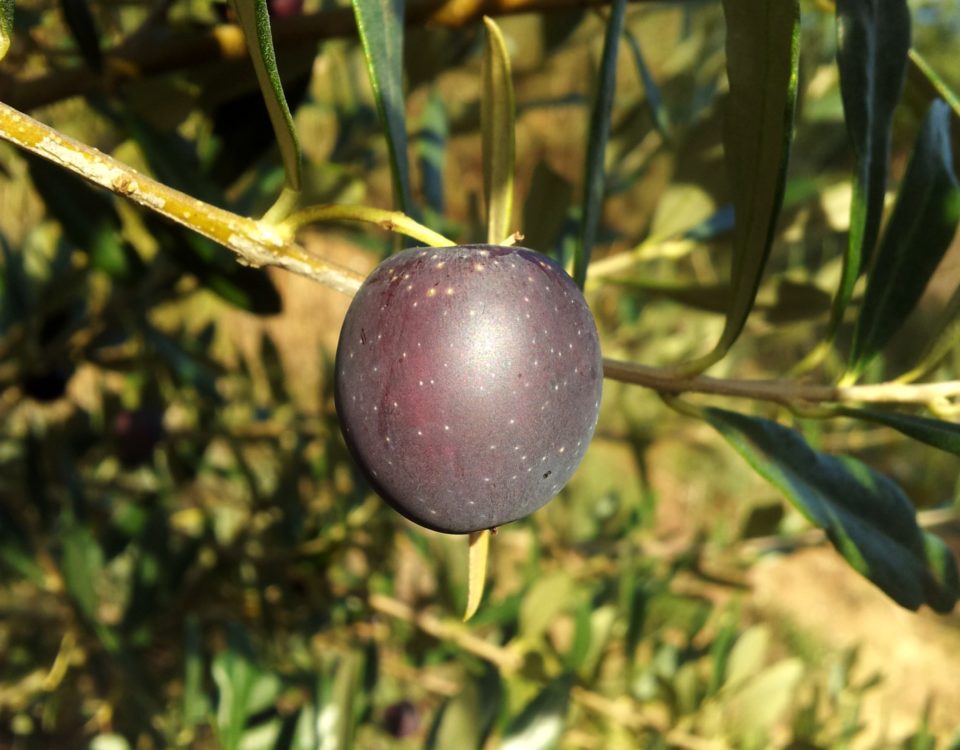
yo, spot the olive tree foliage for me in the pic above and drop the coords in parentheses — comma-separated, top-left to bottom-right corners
(1, 0, 960, 746)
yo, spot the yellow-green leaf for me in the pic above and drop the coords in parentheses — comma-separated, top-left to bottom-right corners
(481, 16, 516, 245)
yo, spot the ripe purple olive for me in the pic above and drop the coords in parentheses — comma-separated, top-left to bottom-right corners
(334, 244, 603, 534)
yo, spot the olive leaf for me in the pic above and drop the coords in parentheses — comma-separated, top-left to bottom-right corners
(848, 99, 960, 377)
(352, 0, 414, 214)
(501, 674, 575, 750)
(623, 25, 671, 141)
(229, 0, 302, 191)
(708, 0, 799, 365)
(573, 0, 626, 289)
(704, 407, 959, 613)
(829, 0, 911, 330)
(482, 16, 516, 245)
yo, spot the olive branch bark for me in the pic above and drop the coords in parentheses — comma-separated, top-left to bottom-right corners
(3, 100, 960, 411)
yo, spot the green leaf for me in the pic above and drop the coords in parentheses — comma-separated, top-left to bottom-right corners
(848, 99, 960, 376)
(352, 0, 414, 214)
(623, 26, 671, 141)
(721, 658, 805, 743)
(61, 521, 103, 620)
(315, 653, 362, 750)
(415, 90, 448, 215)
(0, 0, 12, 61)
(704, 407, 959, 613)
(573, 0, 626, 289)
(58, 0, 102, 71)
(228, 0, 302, 191)
(711, 0, 799, 360)
(212, 624, 281, 750)
(830, 0, 911, 329)
(522, 161, 574, 256)
(481, 16, 516, 245)
(501, 674, 574, 750)
(838, 406, 960, 456)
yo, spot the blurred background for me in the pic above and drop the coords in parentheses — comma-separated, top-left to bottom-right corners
(2, 0, 960, 747)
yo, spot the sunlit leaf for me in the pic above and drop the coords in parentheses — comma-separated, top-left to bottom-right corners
(830, 0, 911, 328)
(849, 100, 960, 376)
(704, 407, 959, 613)
(482, 16, 516, 244)
(709, 0, 799, 361)
(573, 0, 626, 289)
(352, 0, 414, 214)
(228, 0, 302, 190)
(722, 658, 804, 742)
(212, 624, 282, 750)
(501, 674, 574, 750)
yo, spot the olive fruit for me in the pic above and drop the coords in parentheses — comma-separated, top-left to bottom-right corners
(334, 244, 602, 534)
(112, 408, 165, 467)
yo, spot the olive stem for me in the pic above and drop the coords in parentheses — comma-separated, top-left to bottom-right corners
(603, 357, 960, 407)
(278, 204, 454, 248)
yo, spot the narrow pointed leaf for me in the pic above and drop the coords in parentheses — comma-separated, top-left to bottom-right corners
(704, 407, 959, 613)
(481, 16, 516, 245)
(464, 529, 490, 622)
(0, 0, 12, 61)
(573, 0, 626, 290)
(830, 0, 911, 327)
(229, 0, 302, 190)
(623, 27, 671, 141)
(713, 0, 799, 357)
(352, 0, 414, 214)
(849, 99, 960, 375)
(838, 406, 960, 456)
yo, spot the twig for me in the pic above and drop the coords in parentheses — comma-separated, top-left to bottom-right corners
(603, 357, 960, 407)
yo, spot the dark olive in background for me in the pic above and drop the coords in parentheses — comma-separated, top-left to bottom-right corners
(334, 244, 603, 534)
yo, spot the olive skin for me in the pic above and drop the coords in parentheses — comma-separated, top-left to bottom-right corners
(334, 244, 603, 534)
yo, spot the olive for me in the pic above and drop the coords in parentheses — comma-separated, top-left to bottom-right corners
(334, 245, 602, 534)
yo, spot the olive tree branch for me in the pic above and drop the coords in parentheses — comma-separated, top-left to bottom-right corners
(603, 358, 960, 407)
(0, 101, 365, 295)
(3, 101, 957, 411)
